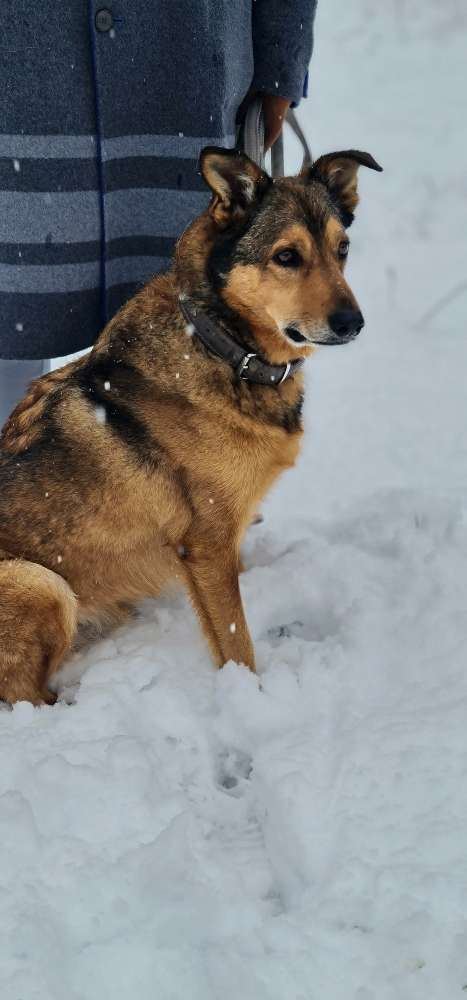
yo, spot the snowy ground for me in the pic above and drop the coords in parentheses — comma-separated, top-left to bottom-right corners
(2, 2, 467, 998)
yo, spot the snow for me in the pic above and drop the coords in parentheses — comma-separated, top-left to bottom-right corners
(1, 2, 467, 998)
(93, 404, 107, 425)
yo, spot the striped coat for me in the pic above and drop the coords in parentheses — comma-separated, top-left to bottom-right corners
(0, 1, 316, 359)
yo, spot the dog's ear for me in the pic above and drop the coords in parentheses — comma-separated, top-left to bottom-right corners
(199, 147, 271, 228)
(305, 150, 382, 227)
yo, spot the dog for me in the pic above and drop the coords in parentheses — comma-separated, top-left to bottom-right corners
(0, 146, 381, 704)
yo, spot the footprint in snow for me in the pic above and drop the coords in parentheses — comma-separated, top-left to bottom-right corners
(217, 748, 253, 794)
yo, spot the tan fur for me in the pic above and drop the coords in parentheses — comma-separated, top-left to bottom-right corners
(0, 148, 376, 704)
(0, 558, 77, 704)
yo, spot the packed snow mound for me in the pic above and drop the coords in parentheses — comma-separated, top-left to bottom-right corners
(1, 490, 466, 1000)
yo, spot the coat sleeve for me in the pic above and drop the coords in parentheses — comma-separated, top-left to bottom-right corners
(251, 0, 318, 105)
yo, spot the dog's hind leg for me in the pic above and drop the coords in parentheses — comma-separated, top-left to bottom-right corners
(0, 559, 78, 705)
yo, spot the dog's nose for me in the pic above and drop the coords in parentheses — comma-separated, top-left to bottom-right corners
(328, 309, 364, 338)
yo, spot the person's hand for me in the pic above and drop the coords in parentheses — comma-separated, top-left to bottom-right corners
(260, 94, 291, 151)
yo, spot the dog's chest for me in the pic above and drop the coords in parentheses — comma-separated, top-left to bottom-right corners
(150, 383, 304, 528)
(209, 419, 303, 520)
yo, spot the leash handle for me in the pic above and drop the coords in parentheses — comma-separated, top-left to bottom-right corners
(240, 96, 312, 178)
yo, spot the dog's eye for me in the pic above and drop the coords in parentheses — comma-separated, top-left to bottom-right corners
(338, 240, 350, 259)
(272, 248, 302, 268)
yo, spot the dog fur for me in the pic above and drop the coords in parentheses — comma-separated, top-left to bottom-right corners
(0, 147, 381, 704)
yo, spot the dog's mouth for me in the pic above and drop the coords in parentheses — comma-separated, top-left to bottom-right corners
(284, 326, 310, 345)
(283, 325, 360, 347)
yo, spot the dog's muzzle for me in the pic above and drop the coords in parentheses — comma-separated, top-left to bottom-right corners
(285, 309, 364, 347)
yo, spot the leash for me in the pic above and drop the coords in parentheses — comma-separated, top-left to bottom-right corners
(240, 97, 312, 177)
(179, 297, 304, 387)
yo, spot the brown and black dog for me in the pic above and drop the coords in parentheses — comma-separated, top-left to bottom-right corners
(0, 147, 381, 704)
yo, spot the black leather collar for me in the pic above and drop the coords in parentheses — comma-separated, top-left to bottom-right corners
(179, 297, 304, 387)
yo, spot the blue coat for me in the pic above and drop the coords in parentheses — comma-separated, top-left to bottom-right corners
(0, 1, 317, 359)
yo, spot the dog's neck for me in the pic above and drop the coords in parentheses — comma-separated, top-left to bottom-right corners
(179, 287, 258, 356)
(178, 292, 304, 388)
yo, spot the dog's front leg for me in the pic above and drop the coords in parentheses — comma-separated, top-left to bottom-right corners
(180, 533, 255, 672)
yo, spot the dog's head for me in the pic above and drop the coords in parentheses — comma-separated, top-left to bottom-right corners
(176, 146, 382, 364)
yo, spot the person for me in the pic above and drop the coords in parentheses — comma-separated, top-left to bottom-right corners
(0, 1, 317, 426)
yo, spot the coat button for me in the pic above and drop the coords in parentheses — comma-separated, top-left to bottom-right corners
(95, 8, 114, 32)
